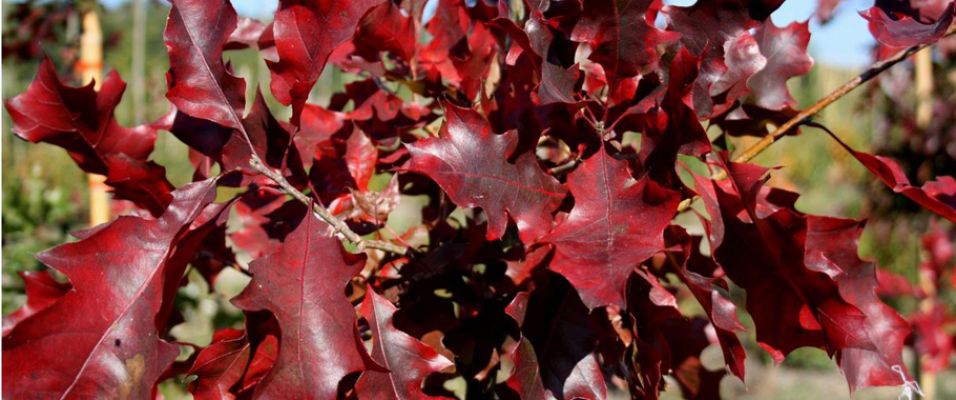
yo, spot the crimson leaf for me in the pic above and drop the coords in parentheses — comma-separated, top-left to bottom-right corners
(232, 212, 368, 399)
(405, 105, 567, 242)
(825, 128, 956, 223)
(267, 0, 383, 124)
(165, 0, 246, 131)
(5, 58, 173, 215)
(862, 2, 955, 48)
(544, 148, 680, 309)
(696, 160, 910, 390)
(187, 328, 251, 400)
(355, 289, 454, 399)
(3, 179, 225, 398)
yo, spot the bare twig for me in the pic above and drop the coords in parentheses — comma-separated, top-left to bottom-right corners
(249, 156, 407, 254)
(675, 24, 956, 214)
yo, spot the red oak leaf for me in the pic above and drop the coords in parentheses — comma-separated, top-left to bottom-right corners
(405, 105, 567, 242)
(544, 149, 680, 309)
(572, 0, 678, 79)
(5, 58, 173, 215)
(863, 2, 955, 48)
(502, 338, 549, 400)
(267, 0, 383, 124)
(2, 179, 226, 399)
(1, 270, 69, 337)
(452, 21, 500, 100)
(710, 30, 766, 104)
(232, 211, 368, 399)
(748, 21, 814, 110)
(240, 334, 279, 394)
(294, 103, 346, 169)
(665, 226, 747, 379)
(825, 128, 956, 223)
(627, 269, 727, 400)
(354, 0, 416, 60)
(419, 0, 467, 90)
(345, 128, 377, 191)
(226, 17, 267, 50)
(696, 160, 911, 390)
(229, 187, 286, 260)
(505, 277, 608, 400)
(664, 0, 784, 116)
(188, 328, 251, 400)
(355, 289, 454, 399)
(631, 48, 711, 185)
(165, 0, 246, 131)
(526, 17, 581, 105)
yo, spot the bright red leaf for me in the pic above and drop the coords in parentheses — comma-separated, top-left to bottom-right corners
(1, 270, 69, 337)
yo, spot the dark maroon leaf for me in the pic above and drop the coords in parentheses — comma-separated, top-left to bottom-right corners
(526, 17, 581, 105)
(627, 269, 726, 400)
(6, 0, 938, 398)
(572, 0, 678, 80)
(632, 48, 711, 185)
(664, 0, 785, 116)
(507, 276, 608, 400)
(696, 160, 911, 390)
(666, 226, 747, 379)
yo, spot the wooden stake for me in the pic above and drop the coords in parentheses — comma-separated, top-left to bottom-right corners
(77, 9, 109, 226)
(914, 48, 934, 129)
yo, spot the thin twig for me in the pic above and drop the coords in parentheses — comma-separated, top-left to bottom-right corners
(675, 24, 956, 214)
(249, 156, 407, 254)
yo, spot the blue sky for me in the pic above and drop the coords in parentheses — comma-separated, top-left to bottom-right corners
(100, 0, 877, 68)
